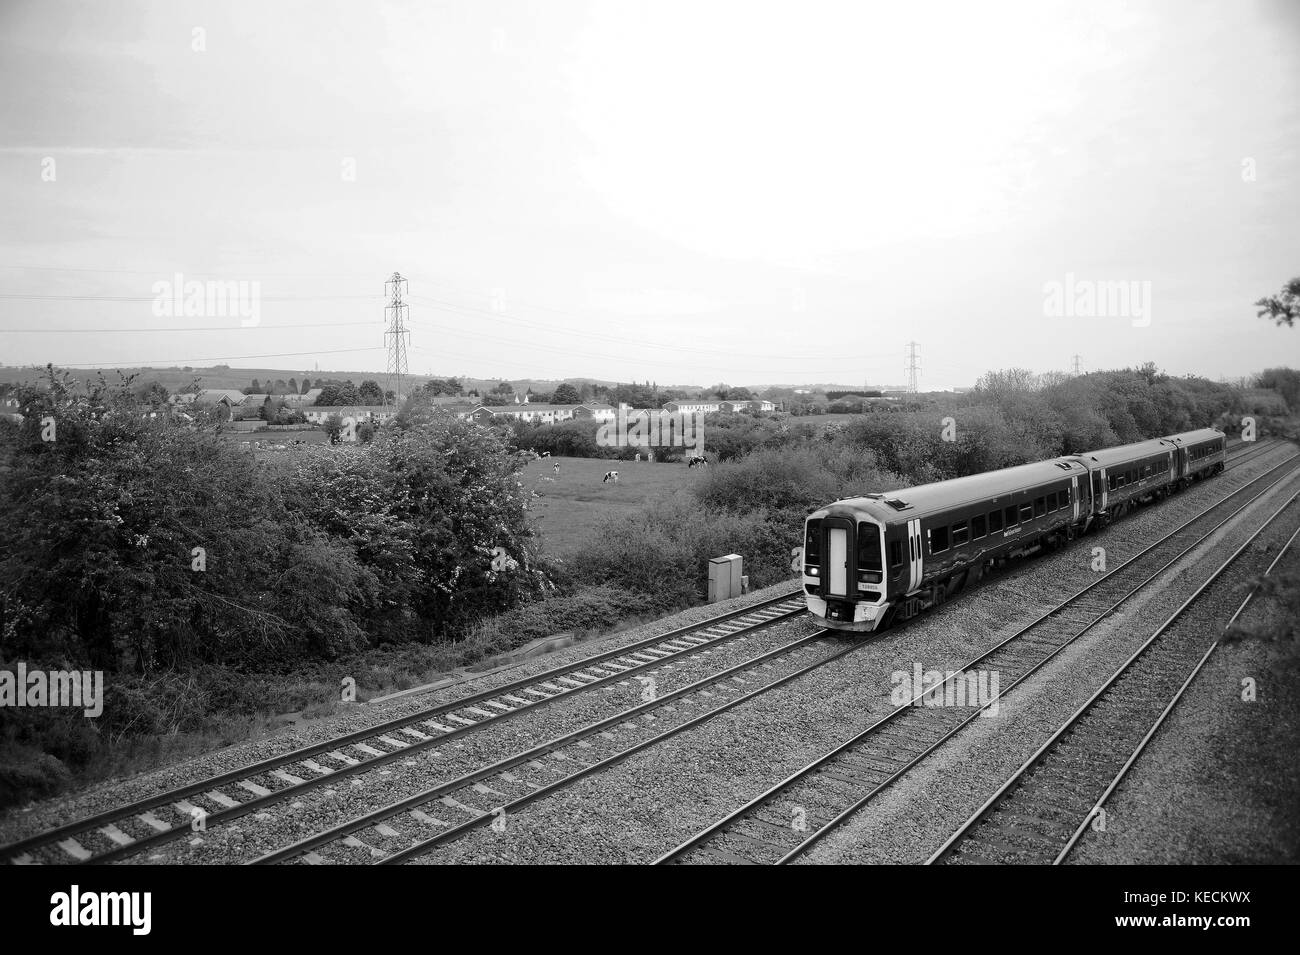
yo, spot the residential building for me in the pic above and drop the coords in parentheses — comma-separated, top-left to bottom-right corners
(662, 399, 722, 414)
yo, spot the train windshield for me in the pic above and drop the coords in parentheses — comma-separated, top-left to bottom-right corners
(857, 522, 883, 582)
(804, 520, 821, 563)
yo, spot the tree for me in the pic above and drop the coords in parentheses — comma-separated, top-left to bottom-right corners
(1258, 368, 1300, 412)
(553, 382, 582, 404)
(246, 378, 261, 395)
(358, 380, 385, 405)
(1255, 277, 1300, 328)
(422, 378, 463, 396)
(317, 381, 361, 407)
(491, 381, 515, 398)
(0, 368, 373, 672)
(288, 378, 298, 394)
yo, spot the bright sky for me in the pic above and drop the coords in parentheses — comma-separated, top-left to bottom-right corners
(0, 0, 1297, 388)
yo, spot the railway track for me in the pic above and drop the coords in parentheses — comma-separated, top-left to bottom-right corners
(1225, 438, 1275, 468)
(255, 626, 854, 864)
(929, 491, 1300, 865)
(2, 591, 807, 864)
(655, 452, 1298, 864)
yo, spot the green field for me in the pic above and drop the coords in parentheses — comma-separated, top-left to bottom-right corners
(521, 455, 704, 556)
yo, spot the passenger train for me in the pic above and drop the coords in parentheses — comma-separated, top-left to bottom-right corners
(802, 428, 1226, 632)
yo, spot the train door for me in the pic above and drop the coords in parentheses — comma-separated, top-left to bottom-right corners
(1096, 468, 1108, 511)
(906, 517, 923, 593)
(1072, 475, 1080, 521)
(886, 526, 906, 588)
(822, 517, 852, 598)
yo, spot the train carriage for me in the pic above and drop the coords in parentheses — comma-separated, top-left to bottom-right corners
(803, 457, 1091, 632)
(1163, 428, 1226, 486)
(1077, 437, 1175, 526)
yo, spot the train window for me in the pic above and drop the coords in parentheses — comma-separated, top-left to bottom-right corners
(988, 509, 1003, 532)
(908, 536, 914, 561)
(857, 523, 883, 582)
(1062, 486, 1070, 505)
(1019, 503, 1034, 522)
(805, 521, 821, 562)
(1004, 505, 1018, 527)
(952, 521, 969, 546)
(930, 526, 949, 554)
(972, 514, 987, 538)
(1045, 492, 1057, 511)
(1034, 497, 1046, 517)
(889, 540, 903, 569)
(1107, 474, 1116, 491)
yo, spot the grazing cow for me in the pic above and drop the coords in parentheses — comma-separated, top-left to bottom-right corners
(540, 451, 551, 457)
(553, 462, 560, 474)
(687, 455, 709, 468)
(603, 470, 620, 483)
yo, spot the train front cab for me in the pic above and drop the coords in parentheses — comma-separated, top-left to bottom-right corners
(802, 507, 893, 632)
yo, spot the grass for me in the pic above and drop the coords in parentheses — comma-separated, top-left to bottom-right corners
(520, 455, 705, 555)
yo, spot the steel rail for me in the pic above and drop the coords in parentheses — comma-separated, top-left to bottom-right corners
(926, 487, 1300, 864)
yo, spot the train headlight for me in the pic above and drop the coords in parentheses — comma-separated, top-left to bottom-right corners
(807, 567, 819, 576)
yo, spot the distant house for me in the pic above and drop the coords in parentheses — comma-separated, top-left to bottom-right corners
(190, 389, 247, 406)
(472, 404, 583, 425)
(719, 399, 776, 413)
(285, 388, 324, 406)
(662, 400, 722, 414)
(175, 389, 247, 421)
(302, 405, 398, 425)
(571, 402, 617, 421)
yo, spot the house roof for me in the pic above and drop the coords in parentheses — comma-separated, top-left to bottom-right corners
(192, 389, 248, 405)
(481, 404, 580, 414)
(305, 405, 395, 415)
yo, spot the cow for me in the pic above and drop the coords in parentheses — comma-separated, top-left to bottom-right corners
(687, 455, 709, 468)
(603, 470, 620, 483)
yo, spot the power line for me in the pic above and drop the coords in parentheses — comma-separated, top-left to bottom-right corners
(0, 293, 373, 303)
(0, 321, 375, 333)
(50, 347, 385, 368)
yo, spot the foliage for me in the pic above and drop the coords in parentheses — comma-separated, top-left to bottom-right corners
(1255, 276, 1300, 328)
(552, 382, 582, 404)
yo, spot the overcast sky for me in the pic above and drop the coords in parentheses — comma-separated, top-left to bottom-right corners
(1, 0, 1297, 389)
